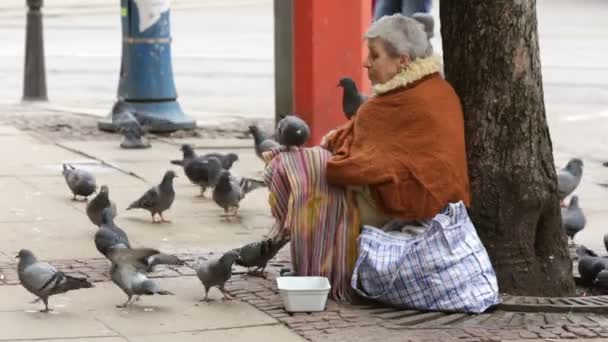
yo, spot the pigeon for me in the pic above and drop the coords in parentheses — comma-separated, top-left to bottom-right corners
(107, 247, 174, 308)
(576, 245, 598, 258)
(276, 115, 311, 148)
(234, 236, 289, 277)
(561, 195, 586, 244)
(249, 125, 281, 160)
(337, 77, 367, 119)
(557, 158, 583, 206)
(170, 145, 228, 197)
(111, 99, 150, 149)
(86, 185, 117, 226)
(170, 143, 198, 167)
(578, 256, 604, 286)
(199, 152, 239, 170)
(604, 234, 608, 254)
(170, 144, 238, 171)
(95, 208, 184, 272)
(594, 270, 608, 294)
(212, 170, 265, 219)
(95, 208, 131, 258)
(194, 250, 240, 301)
(126, 170, 177, 223)
(17, 249, 94, 312)
(62, 164, 97, 201)
(578, 256, 599, 286)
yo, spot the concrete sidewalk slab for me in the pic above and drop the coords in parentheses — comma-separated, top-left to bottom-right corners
(0, 177, 83, 222)
(0, 219, 99, 260)
(13, 339, 128, 342)
(0, 278, 303, 341)
(129, 325, 306, 342)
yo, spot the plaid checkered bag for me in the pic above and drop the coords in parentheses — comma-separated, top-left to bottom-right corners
(351, 201, 500, 313)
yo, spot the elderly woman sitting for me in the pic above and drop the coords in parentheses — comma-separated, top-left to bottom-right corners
(263, 14, 470, 302)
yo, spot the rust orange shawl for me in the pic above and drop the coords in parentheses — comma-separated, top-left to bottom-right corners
(326, 72, 471, 220)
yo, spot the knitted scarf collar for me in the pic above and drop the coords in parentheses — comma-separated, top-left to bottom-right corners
(372, 55, 443, 96)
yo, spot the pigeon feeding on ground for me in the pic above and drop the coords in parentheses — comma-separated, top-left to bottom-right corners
(107, 248, 174, 308)
(170, 144, 239, 170)
(203, 152, 239, 170)
(95, 208, 131, 258)
(17, 249, 94, 312)
(86, 185, 117, 226)
(557, 158, 583, 206)
(276, 115, 310, 148)
(194, 250, 240, 301)
(111, 99, 150, 149)
(249, 125, 281, 160)
(170, 145, 224, 197)
(578, 255, 608, 287)
(561, 195, 586, 244)
(62, 164, 97, 201)
(337, 77, 367, 120)
(234, 236, 289, 277)
(594, 270, 608, 294)
(126, 170, 177, 223)
(212, 170, 265, 220)
(95, 208, 184, 273)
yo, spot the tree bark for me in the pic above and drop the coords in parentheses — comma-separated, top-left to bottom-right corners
(440, 1, 575, 296)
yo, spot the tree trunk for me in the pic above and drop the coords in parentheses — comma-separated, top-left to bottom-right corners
(440, 1, 575, 296)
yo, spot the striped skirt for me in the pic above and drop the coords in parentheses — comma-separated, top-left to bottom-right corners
(262, 147, 361, 302)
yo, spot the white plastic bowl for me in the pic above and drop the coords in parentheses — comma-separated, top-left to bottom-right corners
(276, 276, 331, 312)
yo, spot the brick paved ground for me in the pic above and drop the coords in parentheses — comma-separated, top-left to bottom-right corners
(3, 250, 608, 341)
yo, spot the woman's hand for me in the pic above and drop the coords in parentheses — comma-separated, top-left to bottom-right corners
(320, 129, 337, 149)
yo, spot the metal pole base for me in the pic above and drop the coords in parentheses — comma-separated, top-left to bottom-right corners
(98, 100, 196, 133)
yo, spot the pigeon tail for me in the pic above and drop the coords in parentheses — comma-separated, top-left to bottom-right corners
(239, 178, 266, 197)
(51, 273, 94, 294)
(147, 253, 185, 270)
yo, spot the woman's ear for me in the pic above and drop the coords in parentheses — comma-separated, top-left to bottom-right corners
(399, 54, 412, 70)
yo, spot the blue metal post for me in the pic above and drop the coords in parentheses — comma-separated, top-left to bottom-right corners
(99, 0, 195, 133)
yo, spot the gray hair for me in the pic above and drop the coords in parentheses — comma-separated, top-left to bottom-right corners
(365, 13, 434, 60)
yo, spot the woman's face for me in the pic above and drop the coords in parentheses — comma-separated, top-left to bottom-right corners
(364, 38, 410, 85)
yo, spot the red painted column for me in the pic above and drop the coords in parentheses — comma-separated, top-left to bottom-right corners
(293, 0, 372, 146)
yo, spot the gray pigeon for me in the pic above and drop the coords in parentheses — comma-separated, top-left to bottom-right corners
(95, 208, 184, 272)
(578, 256, 608, 287)
(576, 245, 598, 258)
(17, 249, 94, 312)
(561, 195, 586, 244)
(276, 115, 310, 148)
(170, 145, 238, 171)
(95, 208, 130, 258)
(86, 185, 117, 226)
(604, 234, 608, 254)
(557, 158, 583, 205)
(212, 170, 265, 219)
(126, 170, 177, 223)
(234, 235, 289, 277)
(170, 145, 233, 197)
(202, 152, 239, 170)
(107, 248, 174, 308)
(594, 270, 608, 294)
(337, 77, 367, 119)
(249, 125, 281, 160)
(62, 164, 97, 201)
(170, 143, 198, 167)
(111, 99, 150, 149)
(194, 250, 240, 301)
